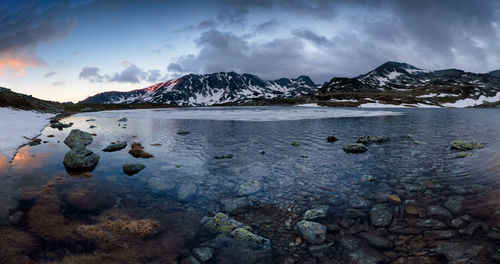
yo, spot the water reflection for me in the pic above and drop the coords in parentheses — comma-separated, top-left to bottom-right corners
(0, 107, 500, 263)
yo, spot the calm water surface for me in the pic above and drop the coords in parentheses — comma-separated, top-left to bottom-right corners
(1, 106, 500, 263)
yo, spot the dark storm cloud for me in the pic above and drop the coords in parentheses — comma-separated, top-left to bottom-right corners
(173, 0, 500, 81)
(172, 29, 335, 81)
(79, 62, 163, 84)
(0, 1, 76, 73)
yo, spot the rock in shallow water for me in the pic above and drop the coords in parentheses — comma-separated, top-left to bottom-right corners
(303, 205, 330, 220)
(129, 143, 154, 158)
(357, 232, 394, 249)
(63, 147, 100, 172)
(308, 243, 334, 257)
(237, 180, 262, 196)
(451, 140, 484, 151)
(122, 163, 145, 176)
(369, 203, 393, 227)
(444, 196, 464, 214)
(177, 183, 197, 201)
(192, 247, 213, 262)
(295, 220, 327, 244)
(343, 143, 368, 153)
(64, 129, 93, 149)
(356, 135, 390, 144)
(221, 197, 250, 213)
(102, 142, 127, 152)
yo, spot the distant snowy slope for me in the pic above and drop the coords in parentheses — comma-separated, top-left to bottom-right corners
(80, 72, 319, 106)
(0, 107, 52, 160)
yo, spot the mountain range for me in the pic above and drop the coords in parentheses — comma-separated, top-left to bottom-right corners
(79, 62, 500, 107)
(80, 72, 319, 106)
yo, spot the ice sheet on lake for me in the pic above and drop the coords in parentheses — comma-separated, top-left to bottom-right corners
(0, 107, 53, 160)
(74, 107, 402, 122)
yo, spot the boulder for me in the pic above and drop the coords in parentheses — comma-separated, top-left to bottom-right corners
(230, 228, 271, 249)
(64, 129, 93, 149)
(63, 147, 100, 172)
(102, 142, 127, 152)
(192, 247, 213, 262)
(343, 143, 368, 153)
(122, 164, 145, 176)
(295, 220, 327, 244)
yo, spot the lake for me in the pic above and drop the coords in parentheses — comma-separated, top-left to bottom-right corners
(1, 106, 500, 263)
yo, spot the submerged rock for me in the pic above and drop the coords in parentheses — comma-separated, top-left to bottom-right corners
(303, 205, 330, 220)
(291, 141, 301, 147)
(177, 130, 191, 135)
(117, 117, 128, 122)
(357, 232, 393, 249)
(356, 136, 390, 144)
(122, 164, 146, 176)
(343, 143, 368, 153)
(64, 129, 93, 149)
(147, 177, 175, 193)
(295, 220, 327, 244)
(230, 228, 271, 248)
(103, 141, 127, 152)
(200, 235, 272, 264)
(192, 247, 213, 262)
(203, 212, 251, 234)
(451, 140, 484, 151)
(444, 196, 464, 214)
(129, 143, 154, 158)
(221, 197, 250, 213)
(237, 180, 262, 196)
(369, 203, 393, 227)
(75, 219, 160, 250)
(63, 147, 100, 172)
(434, 241, 485, 262)
(308, 243, 334, 257)
(427, 205, 453, 220)
(86, 118, 96, 121)
(177, 183, 197, 201)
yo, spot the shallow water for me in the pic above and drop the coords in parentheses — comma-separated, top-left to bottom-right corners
(1, 106, 500, 263)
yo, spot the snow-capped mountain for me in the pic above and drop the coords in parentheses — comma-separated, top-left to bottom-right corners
(321, 61, 500, 93)
(318, 61, 500, 108)
(80, 72, 319, 106)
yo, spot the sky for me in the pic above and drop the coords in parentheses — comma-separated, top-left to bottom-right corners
(1, 0, 500, 103)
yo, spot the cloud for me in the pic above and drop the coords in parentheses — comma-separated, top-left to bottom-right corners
(0, 1, 76, 75)
(256, 19, 280, 32)
(44, 71, 57, 78)
(79, 62, 163, 84)
(52, 80, 64, 86)
(292, 29, 330, 46)
(167, 63, 185, 73)
(79, 66, 105, 83)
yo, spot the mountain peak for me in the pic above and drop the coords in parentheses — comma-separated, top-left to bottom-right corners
(377, 61, 420, 71)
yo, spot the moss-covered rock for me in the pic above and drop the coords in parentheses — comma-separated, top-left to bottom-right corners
(203, 212, 251, 234)
(451, 140, 484, 151)
(103, 141, 127, 152)
(291, 141, 301, 147)
(230, 228, 271, 249)
(122, 163, 146, 176)
(63, 147, 100, 172)
(303, 205, 330, 220)
(295, 220, 327, 244)
(327, 136, 338, 142)
(237, 180, 262, 196)
(455, 152, 472, 159)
